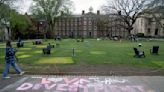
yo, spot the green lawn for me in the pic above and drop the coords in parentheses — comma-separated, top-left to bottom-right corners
(0, 39, 164, 73)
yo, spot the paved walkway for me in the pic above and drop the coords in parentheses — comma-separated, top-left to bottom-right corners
(0, 75, 164, 92)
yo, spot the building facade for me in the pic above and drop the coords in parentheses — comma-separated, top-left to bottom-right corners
(53, 10, 128, 38)
(132, 15, 164, 37)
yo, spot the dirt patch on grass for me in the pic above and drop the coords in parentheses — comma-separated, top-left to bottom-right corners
(21, 63, 164, 76)
(57, 64, 164, 76)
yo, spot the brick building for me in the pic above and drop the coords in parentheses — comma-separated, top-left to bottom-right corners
(53, 10, 128, 38)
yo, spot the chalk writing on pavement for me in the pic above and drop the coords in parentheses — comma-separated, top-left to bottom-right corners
(16, 77, 145, 92)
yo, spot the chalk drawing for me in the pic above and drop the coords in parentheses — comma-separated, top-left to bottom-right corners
(47, 78, 63, 83)
(16, 83, 33, 90)
(16, 77, 145, 92)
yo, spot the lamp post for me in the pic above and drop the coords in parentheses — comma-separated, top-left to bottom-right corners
(40, 21, 43, 39)
(5, 21, 10, 40)
(37, 21, 43, 39)
(72, 48, 76, 56)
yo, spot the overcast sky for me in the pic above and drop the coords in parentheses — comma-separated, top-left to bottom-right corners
(20, 0, 107, 14)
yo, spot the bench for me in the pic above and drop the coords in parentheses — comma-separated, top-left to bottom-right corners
(150, 46, 159, 55)
(17, 42, 24, 48)
(42, 44, 54, 54)
(43, 48, 51, 54)
(33, 40, 42, 45)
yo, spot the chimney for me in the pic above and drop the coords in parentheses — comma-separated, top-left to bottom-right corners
(97, 10, 100, 15)
(118, 10, 121, 15)
(82, 10, 85, 15)
(61, 11, 64, 15)
(25, 12, 28, 15)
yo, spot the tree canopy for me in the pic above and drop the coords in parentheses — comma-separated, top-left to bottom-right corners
(30, 0, 73, 39)
(30, 0, 73, 26)
(0, 0, 31, 39)
(0, 0, 19, 27)
(10, 10, 30, 32)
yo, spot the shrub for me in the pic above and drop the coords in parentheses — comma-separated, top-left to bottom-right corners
(136, 33, 144, 37)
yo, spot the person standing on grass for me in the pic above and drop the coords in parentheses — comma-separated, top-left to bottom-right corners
(2, 40, 24, 79)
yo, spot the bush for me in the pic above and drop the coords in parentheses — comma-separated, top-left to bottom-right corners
(136, 33, 144, 37)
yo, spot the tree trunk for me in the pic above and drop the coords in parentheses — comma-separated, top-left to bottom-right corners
(128, 30, 131, 36)
(43, 25, 49, 41)
(51, 23, 54, 36)
(127, 26, 133, 36)
(44, 33, 47, 41)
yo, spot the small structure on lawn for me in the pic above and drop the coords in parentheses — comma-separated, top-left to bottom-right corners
(150, 46, 159, 55)
(33, 39, 43, 45)
(17, 38, 24, 48)
(133, 48, 145, 58)
(42, 43, 54, 54)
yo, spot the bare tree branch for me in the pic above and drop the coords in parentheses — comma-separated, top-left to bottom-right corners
(102, 0, 148, 35)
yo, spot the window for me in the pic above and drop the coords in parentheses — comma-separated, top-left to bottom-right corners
(84, 21, 87, 25)
(84, 26, 87, 30)
(89, 32, 92, 37)
(94, 26, 97, 30)
(84, 17, 87, 21)
(55, 23, 57, 27)
(148, 18, 151, 25)
(147, 28, 151, 34)
(67, 22, 69, 26)
(79, 22, 81, 25)
(59, 22, 61, 26)
(155, 28, 158, 35)
(89, 26, 92, 30)
(79, 18, 81, 21)
(89, 21, 92, 25)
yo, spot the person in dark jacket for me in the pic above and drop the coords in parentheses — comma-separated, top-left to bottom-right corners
(3, 40, 24, 79)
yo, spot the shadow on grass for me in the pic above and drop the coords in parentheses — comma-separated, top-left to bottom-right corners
(35, 57, 74, 64)
(90, 51, 107, 55)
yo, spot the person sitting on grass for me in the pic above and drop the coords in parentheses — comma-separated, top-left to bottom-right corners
(43, 43, 54, 54)
(47, 43, 52, 50)
(17, 38, 24, 48)
(2, 40, 24, 79)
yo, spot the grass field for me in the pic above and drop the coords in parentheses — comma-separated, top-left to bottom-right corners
(0, 39, 164, 74)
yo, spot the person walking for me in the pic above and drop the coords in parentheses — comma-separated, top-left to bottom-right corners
(2, 40, 24, 79)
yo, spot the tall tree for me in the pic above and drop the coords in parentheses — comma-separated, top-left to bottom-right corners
(96, 17, 109, 37)
(0, 3, 11, 27)
(102, 0, 148, 35)
(0, 0, 14, 5)
(0, 0, 30, 40)
(10, 10, 31, 39)
(0, 0, 19, 28)
(30, 0, 73, 39)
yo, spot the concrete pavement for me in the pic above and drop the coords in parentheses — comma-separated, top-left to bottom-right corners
(0, 75, 164, 92)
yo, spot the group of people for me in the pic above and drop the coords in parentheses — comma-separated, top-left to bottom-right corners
(130, 35, 138, 42)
